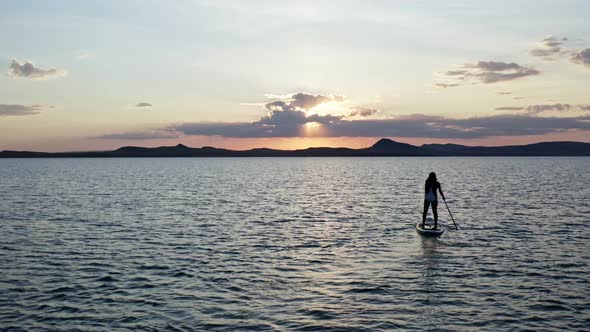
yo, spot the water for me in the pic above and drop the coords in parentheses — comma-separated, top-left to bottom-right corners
(1, 157, 589, 331)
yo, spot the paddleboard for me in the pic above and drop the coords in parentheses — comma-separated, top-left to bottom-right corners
(416, 217, 444, 236)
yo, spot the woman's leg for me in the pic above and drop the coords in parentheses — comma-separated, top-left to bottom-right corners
(432, 201, 438, 226)
(422, 200, 430, 225)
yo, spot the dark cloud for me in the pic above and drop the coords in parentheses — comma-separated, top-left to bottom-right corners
(531, 36, 569, 60)
(290, 93, 332, 109)
(513, 96, 526, 100)
(494, 106, 524, 111)
(167, 92, 590, 140)
(171, 93, 344, 138)
(265, 100, 294, 112)
(434, 83, 461, 88)
(471, 62, 540, 84)
(571, 48, 590, 68)
(172, 113, 590, 139)
(529, 36, 590, 68)
(136, 102, 152, 107)
(176, 122, 272, 138)
(437, 114, 590, 138)
(493, 103, 590, 115)
(526, 35, 590, 68)
(526, 103, 572, 114)
(0, 104, 52, 116)
(470, 61, 522, 71)
(497, 92, 512, 95)
(259, 109, 307, 126)
(439, 60, 539, 87)
(177, 109, 343, 138)
(265, 93, 338, 112)
(349, 107, 378, 117)
(443, 70, 468, 76)
(96, 129, 179, 140)
(8, 59, 66, 80)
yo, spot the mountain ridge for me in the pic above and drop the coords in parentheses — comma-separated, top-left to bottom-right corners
(1, 138, 590, 157)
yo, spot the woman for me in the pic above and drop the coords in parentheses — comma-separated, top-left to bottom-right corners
(422, 172, 445, 229)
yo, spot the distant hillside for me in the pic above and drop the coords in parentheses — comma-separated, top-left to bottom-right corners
(421, 141, 590, 156)
(1, 139, 590, 158)
(368, 138, 427, 155)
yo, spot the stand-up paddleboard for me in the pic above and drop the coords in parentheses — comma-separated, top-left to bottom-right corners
(416, 217, 444, 236)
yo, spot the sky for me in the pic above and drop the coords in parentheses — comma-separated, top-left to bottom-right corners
(1, 0, 590, 152)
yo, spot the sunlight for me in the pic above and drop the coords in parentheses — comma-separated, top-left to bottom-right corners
(301, 121, 323, 137)
(310, 102, 348, 116)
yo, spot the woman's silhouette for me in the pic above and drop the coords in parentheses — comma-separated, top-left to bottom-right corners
(422, 172, 445, 229)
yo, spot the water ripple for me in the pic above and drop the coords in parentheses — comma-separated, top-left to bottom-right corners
(1, 157, 589, 331)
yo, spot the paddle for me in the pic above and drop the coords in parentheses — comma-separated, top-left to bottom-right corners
(442, 196, 459, 230)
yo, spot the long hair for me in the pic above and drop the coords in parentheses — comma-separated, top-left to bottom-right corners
(427, 172, 437, 182)
(426, 172, 437, 189)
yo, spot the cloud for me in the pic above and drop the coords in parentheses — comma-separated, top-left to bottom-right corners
(494, 106, 524, 111)
(136, 102, 152, 107)
(529, 36, 590, 68)
(169, 93, 590, 139)
(0, 104, 53, 116)
(265, 100, 294, 112)
(164, 92, 590, 140)
(290, 93, 332, 109)
(439, 60, 539, 87)
(497, 92, 512, 95)
(443, 70, 468, 76)
(177, 108, 343, 138)
(469, 61, 540, 83)
(471, 61, 522, 71)
(434, 83, 460, 88)
(493, 103, 590, 115)
(571, 48, 590, 68)
(526, 103, 572, 115)
(172, 113, 590, 139)
(349, 107, 378, 117)
(167, 92, 351, 138)
(531, 35, 570, 60)
(8, 59, 67, 80)
(264, 93, 339, 112)
(96, 129, 179, 140)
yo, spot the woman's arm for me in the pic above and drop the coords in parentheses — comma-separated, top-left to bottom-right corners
(438, 182, 445, 200)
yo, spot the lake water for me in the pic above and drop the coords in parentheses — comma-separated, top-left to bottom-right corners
(1, 157, 589, 331)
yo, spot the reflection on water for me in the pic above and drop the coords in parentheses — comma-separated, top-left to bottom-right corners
(420, 236, 441, 270)
(0, 157, 589, 331)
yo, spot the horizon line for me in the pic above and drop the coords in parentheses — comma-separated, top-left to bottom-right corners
(3, 138, 589, 154)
